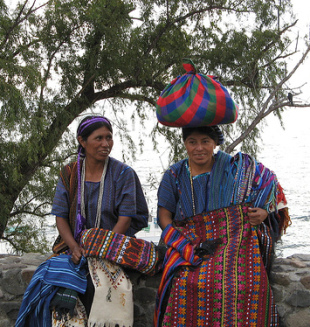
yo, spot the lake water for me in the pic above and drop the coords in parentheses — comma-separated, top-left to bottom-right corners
(1, 107, 309, 258)
(255, 107, 310, 257)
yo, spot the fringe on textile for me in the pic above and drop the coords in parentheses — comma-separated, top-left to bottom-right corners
(87, 258, 133, 327)
(277, 207, 292, 236)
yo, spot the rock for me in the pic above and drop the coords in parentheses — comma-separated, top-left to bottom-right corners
(19, 252, 50, 266)
(289, 254, 310, 262)
(0, 319, 11, 327)
(0, 308, 10, 327)
(285, 307, 310, 327)
(286, 289, 310, 307)
(0, 263, 27, 271)
(272, 284, 285, 303)
(0, 256, 21, 267)
(21, 268, 36, 284)
(274, 257, 294, 266)
(272, 272, 291, 286)
(301, 275, 310, 290)
(290, 258, 307, 269)
(1, 268, 25, 296)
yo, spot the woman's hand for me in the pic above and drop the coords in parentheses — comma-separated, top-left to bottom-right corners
(56, 216, 85, 264)
(248, 207, 268, 226)
(71, 244, 86, 264)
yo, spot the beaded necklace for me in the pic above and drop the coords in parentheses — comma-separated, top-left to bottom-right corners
(188, 156, 215, 216)
(188, 159, 196, 216)
(80, 157, 109, 228)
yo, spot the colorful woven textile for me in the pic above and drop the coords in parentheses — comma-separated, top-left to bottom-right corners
(158, 151, 290, 227)
(156, 59, 238, 127)
(155, 203, 279, 327)
(50, 287, 79, 318)
(16, 255, 87, 327)
(52, 298, 87, 326)
(80, 228, 159, 276)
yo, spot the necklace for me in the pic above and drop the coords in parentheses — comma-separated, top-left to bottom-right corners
(80, 157, 109, 228)
(188, 156, 215, 216)
(188, 159, 196, 216)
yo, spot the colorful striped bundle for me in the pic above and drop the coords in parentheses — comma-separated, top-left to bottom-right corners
(80, 228, 159, 276)
(156, 59, 238, 127)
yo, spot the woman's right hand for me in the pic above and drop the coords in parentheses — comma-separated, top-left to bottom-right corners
(56, 217, 86, 264)
(71, 244, 86, 264)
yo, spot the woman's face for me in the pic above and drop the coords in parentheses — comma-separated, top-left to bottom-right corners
(184, 131, 216, 170)
(78, 126, 113, 163)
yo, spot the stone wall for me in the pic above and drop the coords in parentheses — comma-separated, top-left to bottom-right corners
(0, 253, 310, 327)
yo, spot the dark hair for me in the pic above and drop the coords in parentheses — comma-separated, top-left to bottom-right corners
(182, 126, 224, 145)
(77, 115, 113, 153)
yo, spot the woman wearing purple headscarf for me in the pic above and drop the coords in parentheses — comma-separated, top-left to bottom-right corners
(49, 115, 149, 323)
(51, 115, 148, 262)
(16, 117, 161, 327)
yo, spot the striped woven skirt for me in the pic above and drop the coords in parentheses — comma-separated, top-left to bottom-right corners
(157, 203, 278, 327)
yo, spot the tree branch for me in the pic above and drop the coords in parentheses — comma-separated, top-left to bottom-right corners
(225, 44, 310, 154)
(0, 0, 48, 49)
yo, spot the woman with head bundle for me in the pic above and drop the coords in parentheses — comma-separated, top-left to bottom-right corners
(154, 60, 291, 327)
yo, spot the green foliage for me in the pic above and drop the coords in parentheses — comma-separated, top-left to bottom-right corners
(0, 0, 307, 252)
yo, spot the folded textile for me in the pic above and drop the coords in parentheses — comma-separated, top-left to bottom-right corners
(17, 230, 163, 326)
(161, 223, 201, 265)
(155, 203, 279, 327)
(16, 255, 87, 327)
(50, 287, 79, 319)
(52, 298, 87, 327)
(80, 228, 160, 275)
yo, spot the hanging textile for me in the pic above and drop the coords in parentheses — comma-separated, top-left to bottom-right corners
(155, 203, 278, 327)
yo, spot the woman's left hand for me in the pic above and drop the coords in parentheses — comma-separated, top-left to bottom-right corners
(248, 207, 268, 226)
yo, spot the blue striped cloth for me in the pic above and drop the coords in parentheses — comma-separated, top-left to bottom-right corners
(15, 255, 87, 327)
